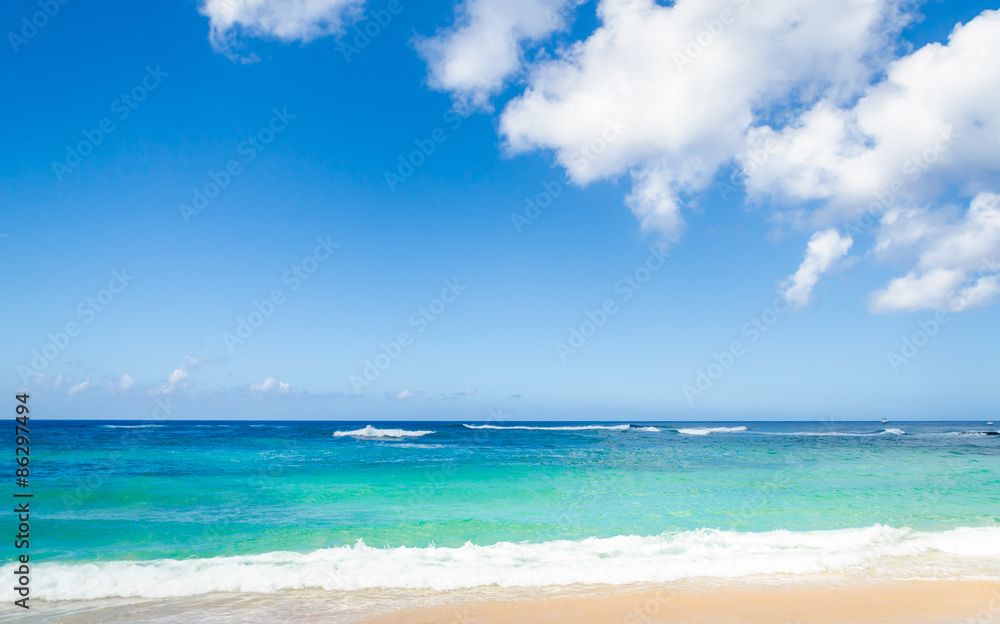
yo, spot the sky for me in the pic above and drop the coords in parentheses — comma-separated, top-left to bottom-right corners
(2, 0, 999, 421)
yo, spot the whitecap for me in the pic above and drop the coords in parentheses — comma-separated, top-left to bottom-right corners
(759, 429, 905, 437)
(676, 426, 747, 435)
(333, 425, 434, 439)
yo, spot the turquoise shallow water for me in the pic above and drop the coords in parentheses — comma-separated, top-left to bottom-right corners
(7, 419, 1000, 604)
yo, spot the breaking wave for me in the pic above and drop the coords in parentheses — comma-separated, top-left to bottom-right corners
(333, 425, 434, 439)
(16, 525, 1000, 601)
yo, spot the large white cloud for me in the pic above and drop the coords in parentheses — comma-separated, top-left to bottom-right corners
(195, 0, 1000, 313)
(745, 10, 1000, 311)
(745, 10, 1000, 219)
(418, 0, 583, 110)
(494, 1, 1000, 311)
(498, 0, 904, 244)
(201, 0, 364, 61)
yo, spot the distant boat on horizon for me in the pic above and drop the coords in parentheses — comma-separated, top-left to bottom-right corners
(881, 418, 889, 424)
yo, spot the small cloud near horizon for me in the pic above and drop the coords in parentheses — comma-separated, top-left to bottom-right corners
(67, 379, 90, 395)
(391, 389, 423, 399)
(151, 356, 200, 395)
(248, 377, 291, 393)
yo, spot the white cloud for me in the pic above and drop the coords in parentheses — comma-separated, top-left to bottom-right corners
(497, 0, 903, 246)
(249, 376, 291, 392)
(201, 0, 364, 61)
(166, 366, 188, 384)
(744, 10, 1000, 222)
(67, 379, 90, 395)
(152, 356, 199, 394)
(869, 193, 1000, 313)
(23, 373, 64, 389)
(625, 166, 685, 244)
(493, 2, 1000, 309)
(741, 11, 1000, 310)
(418, 0, 582, 109)
(118, 374, 135, 391)
(454, 388, 478, 396)
(392, 389, 423, 399)
(781, 229, 854, 307)
(190, 0, 1000, 313)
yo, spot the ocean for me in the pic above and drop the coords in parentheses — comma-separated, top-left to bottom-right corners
(5, 419, 1000, 622)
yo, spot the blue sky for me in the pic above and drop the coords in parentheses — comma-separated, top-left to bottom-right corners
(2, 0, 999, 420)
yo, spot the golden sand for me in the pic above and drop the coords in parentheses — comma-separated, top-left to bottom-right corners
(359, 581, 1000, 624)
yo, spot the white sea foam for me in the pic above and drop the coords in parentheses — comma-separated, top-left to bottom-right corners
(635, 426, 662, 432)
(333, 425, 434, 439)
(761, 429, 906, 437)
(14, 525, 1000, 601)
(676, 426, 747, 435)
(462, 424, 630, 431)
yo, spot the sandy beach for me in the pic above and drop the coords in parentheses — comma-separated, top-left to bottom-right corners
(360, 580, 1000, 624)
(14, 577, 999, 623)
